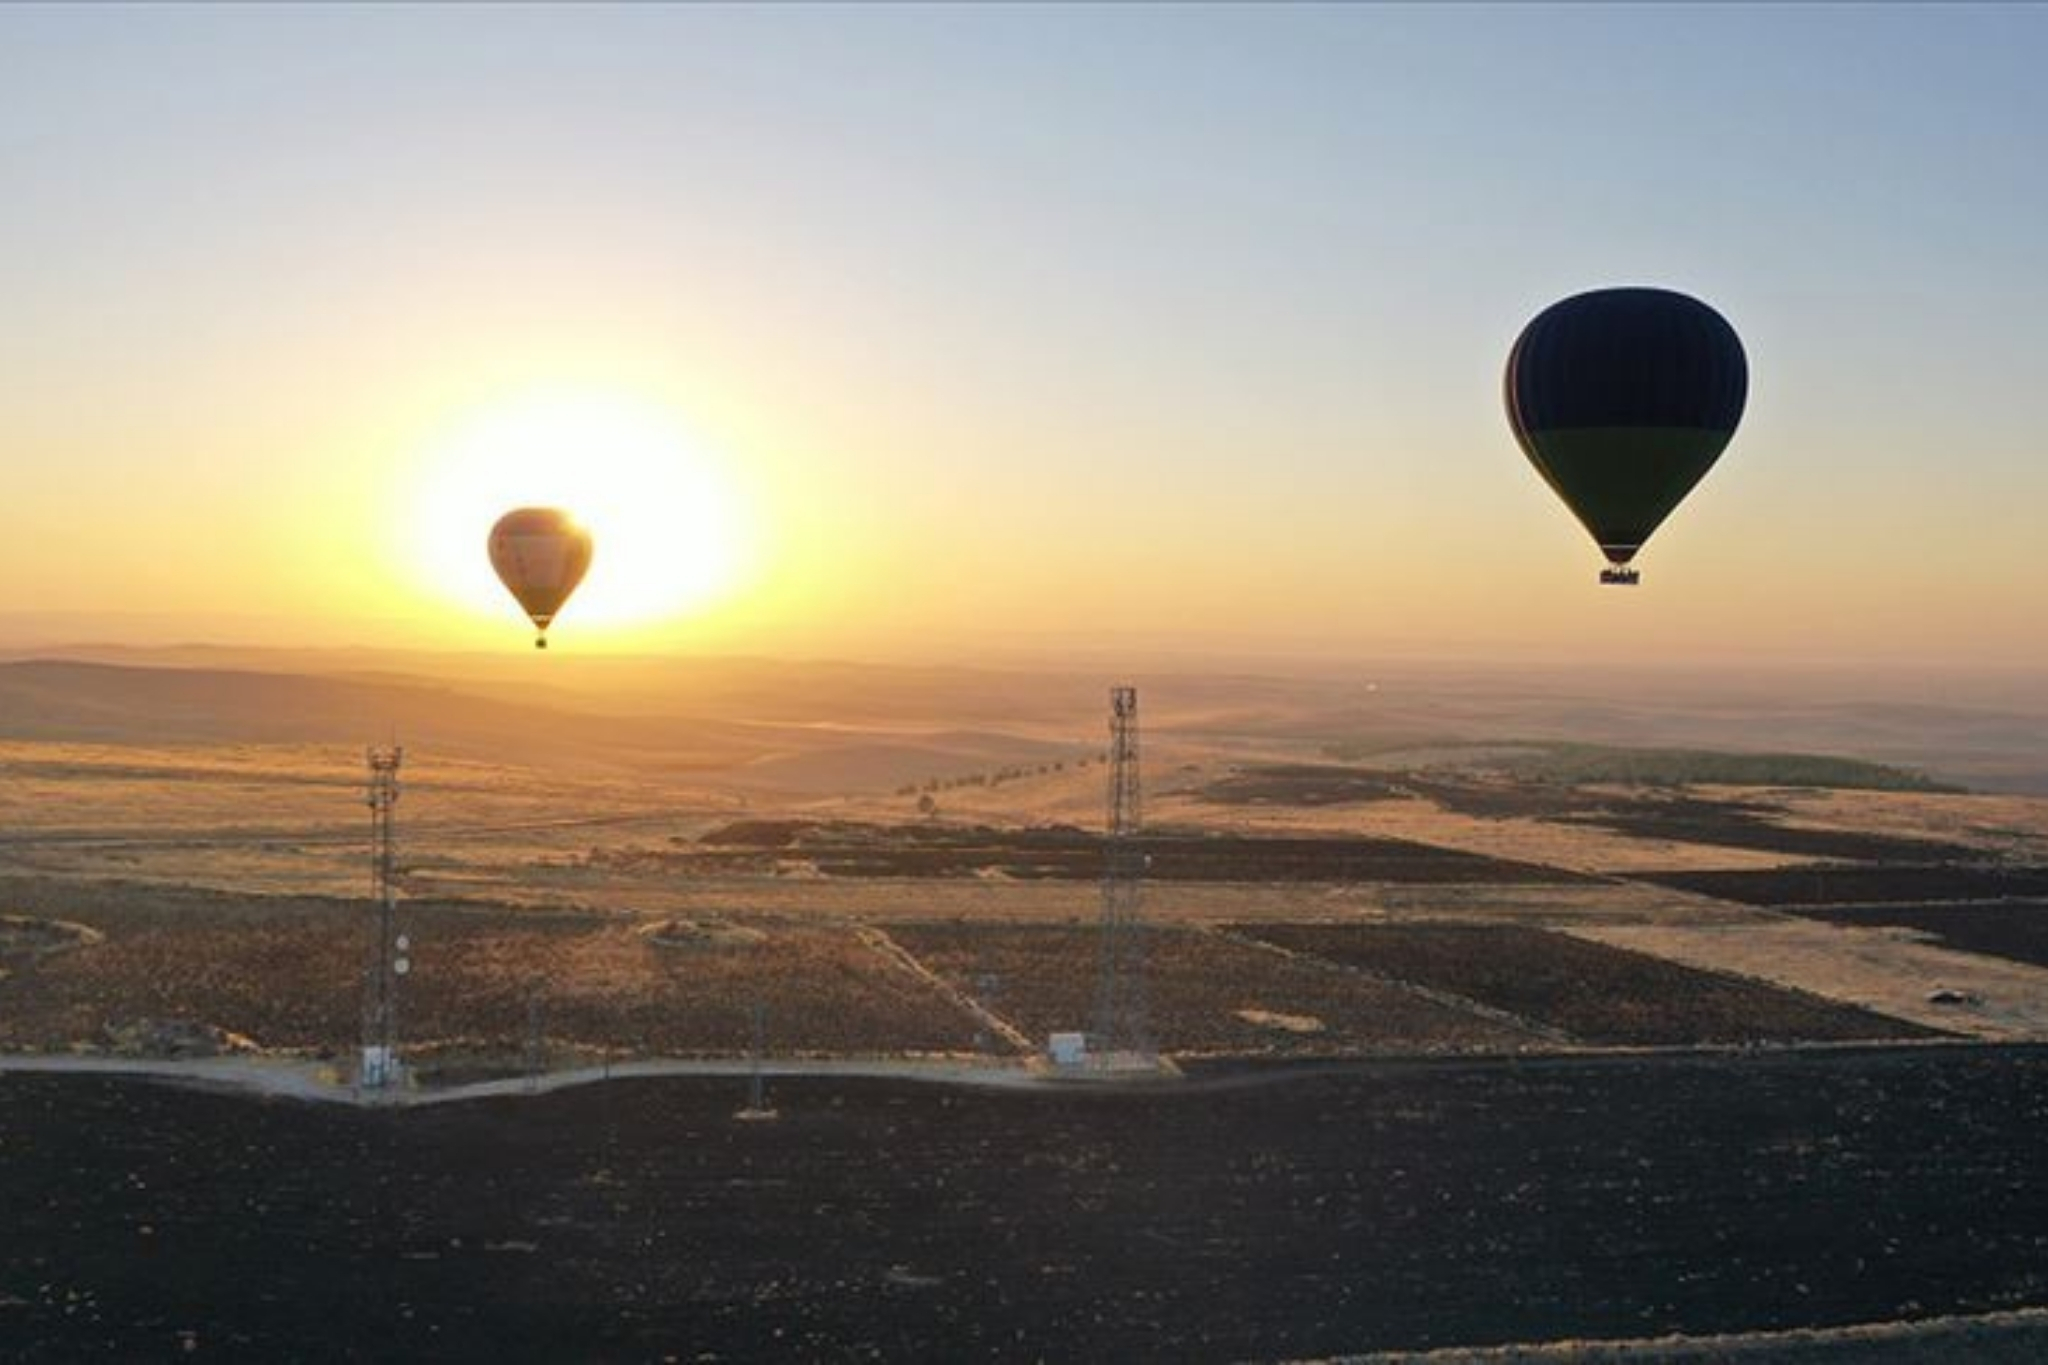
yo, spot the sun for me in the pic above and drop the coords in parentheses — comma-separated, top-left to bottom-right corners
(408, 389, 753, 640)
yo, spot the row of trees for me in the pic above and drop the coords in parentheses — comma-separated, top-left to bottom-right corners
(893, 754, 1105, 800)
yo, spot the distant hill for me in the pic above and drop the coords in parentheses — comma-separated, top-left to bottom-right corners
(1319, 739, 1961, 794)
(0, 660, 1082, 793)
(3, 653, 2045, 793)
(1485, 742, 1962, 792)
(0, 660, 740, 770)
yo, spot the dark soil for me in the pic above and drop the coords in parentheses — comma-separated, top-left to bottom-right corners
(687, 821, 1589, 884)
(883, 923, 1532, 1055)
(1566, 806, 1975, 863)
(1643, 866, 2048, 907)
(1781, 902, 2048, 971)
(0, 871, 1942, 1064)
(1233, 923, 1936, 1046)
(8, 1050, 2048, 1360)
(0, 878, 977, 1059)
(1195, 764, 1408, 807)
(1325, 776, 1976, 862)
(1401, 774, 1614, 820)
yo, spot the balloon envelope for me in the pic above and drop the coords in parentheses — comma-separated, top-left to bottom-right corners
(1505, 287, 1747, 568)
(488, 508, 593, 646)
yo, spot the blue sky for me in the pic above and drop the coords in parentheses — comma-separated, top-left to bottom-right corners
(2, 4, 2044, 662)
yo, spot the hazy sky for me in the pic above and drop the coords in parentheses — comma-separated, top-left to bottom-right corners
(4, 4, 2045, 664)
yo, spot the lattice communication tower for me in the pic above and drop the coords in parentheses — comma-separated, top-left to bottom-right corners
(361, 745, 405, 1088)
(1090, 685, 1151, 1063)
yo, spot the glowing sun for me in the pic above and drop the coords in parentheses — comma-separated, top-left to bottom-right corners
(409, 390, 752, 639)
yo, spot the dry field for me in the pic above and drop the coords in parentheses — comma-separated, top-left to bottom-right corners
(12, 876, 1952, 1066)
(0, 879, 980, 1063)
(1166, 793, 1811, 875)
(1152, 769, 2043, 875)
(12, 661, 2048, 1357)
(882, 922, 1539, 1056)
(8, 736, 2048, 903)
(1764, 786, 2048, 863)
(10, 729, 2048, 1063)
(0, 740, 737, 899)
(1569, 919, 2048, 1043)
(1234, 922, 1936, 1046)
(1785, 901, 2048, 970)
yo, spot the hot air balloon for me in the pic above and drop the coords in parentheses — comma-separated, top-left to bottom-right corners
(488, 507, 593, 649)
(1505, 287, 1747, 585)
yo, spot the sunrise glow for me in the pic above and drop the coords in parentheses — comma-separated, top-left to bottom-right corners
(406, 390, 755, 642)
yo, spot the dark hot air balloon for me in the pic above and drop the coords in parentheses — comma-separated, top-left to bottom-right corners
(488, 507, 593, 649)
(1505, 287, 1747, 584)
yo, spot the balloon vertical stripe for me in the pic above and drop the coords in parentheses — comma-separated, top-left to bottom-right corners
(1505, 288, 1747, 579)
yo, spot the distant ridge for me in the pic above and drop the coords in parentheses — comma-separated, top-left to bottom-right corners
(0, 660, 1083, 792)
(2, 654, 2045, 792)
(0, 659, 733, 770)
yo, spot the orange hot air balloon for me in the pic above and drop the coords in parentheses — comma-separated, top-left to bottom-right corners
(488, 508, 593, 649)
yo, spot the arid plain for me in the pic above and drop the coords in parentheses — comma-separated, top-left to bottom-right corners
(6, 651, 2048, 1066)
(8, 650, 2048, 1360)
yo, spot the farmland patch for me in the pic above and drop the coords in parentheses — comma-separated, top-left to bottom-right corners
(1780, 902, 2048, 972)
(885, 922, 1535, 1056)
(1644, 865, 2048, 907)
(1234, 922, 1932, 1046)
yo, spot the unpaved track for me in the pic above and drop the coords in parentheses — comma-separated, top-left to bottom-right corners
(855, 923, 1036, 1053)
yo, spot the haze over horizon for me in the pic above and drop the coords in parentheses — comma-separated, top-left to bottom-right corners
(5, 5, 2045, 666)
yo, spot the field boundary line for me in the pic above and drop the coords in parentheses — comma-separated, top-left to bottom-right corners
(854, 924, 1035, 1054)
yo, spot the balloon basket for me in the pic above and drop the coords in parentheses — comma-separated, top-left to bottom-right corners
(1599, 567, 1640, 586)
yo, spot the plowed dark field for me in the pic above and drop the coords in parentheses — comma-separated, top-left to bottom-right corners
(8, 1050, 2048, 1360)
(686, 821, 1589, 884)
(1199, 772, 1976, 862)
(1196, 763, 1408, 806)
(1568, 809, 1974, 862)
(0, 879, 976, 1060)
(1784, 902, 2048, 971)
(1234, 923, 1935, 1045)
(1643, 865, 2048, 907)
(883, 923, 1533, 1055)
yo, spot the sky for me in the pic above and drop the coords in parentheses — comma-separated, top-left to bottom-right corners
(3, 3, 2045, 667)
